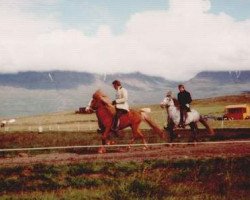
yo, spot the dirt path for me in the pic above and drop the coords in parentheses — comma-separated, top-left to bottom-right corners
(0, 141, 249, 166)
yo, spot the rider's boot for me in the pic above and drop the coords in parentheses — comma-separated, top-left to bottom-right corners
(178, 115, 186, 128)
(111, 118, 120, 137)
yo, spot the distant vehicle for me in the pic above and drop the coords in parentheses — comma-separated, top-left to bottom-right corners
(223, 104, 250, 120)
(75, 107, 94, 114)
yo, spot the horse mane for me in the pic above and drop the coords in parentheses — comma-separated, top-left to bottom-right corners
(93, 89, 116, 115)
(172, 98, 180, 109)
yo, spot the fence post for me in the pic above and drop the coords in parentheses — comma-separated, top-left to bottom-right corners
(38, 126, 43, 133)
(88, 120, 92, 131)
(221, 119, 224, 129)
(77, 123, 80, 132)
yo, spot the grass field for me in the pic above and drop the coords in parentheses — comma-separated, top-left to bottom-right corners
(0, 94, 250, 134)
(0, 156, 249, 199)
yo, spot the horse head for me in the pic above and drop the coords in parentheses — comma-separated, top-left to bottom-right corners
(90, 90, 115, 114)
(161, 95, 180, 109)
(161, 96, 173, 108)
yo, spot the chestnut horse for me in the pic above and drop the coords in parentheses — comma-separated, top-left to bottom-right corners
(90, 90, 165, 153)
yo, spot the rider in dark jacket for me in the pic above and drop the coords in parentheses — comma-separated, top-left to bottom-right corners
(177, 84, 192, 128)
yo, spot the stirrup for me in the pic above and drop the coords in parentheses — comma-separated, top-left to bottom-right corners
(97, 128, 104, 134)
(178, 123, 185, 128)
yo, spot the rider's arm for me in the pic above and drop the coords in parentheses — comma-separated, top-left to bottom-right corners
(186, 92, 192, 104)
(177, 93, 181, 103)
(115, 88, 128, 104)
(85, 100, 92, 111)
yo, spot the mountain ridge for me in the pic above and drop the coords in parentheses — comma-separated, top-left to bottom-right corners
(0, 70, 249, 117)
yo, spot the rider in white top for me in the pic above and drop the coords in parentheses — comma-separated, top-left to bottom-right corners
(111, 80, 129, 132)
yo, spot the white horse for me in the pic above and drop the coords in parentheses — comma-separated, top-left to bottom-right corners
(161, 95, 214, 142)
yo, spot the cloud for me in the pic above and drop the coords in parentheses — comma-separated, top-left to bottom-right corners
(0, 0, 249, 80)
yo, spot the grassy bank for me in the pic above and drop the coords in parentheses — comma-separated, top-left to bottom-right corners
(0, 156, 249, 199)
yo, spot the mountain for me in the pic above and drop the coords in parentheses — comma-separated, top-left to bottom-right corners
(0, 71, 95, 89)
(185, 70, 250, 98)
(0, 71, 176, 117)
(0, 71, 174, 90)
(0, 70, 249, 117)
(194, 71, 250, 84)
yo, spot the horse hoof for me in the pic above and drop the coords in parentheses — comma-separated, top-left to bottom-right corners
(98, 147, 106, 154)
(110, 140, 116, 145)
(106, 140, 115, 145)
(127, 146, 131, 151)
(143, 146, 149, 150)
(106, 141, 110, 145)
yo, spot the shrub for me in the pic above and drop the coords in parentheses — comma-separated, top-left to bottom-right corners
(109, 182, 131, 200)
(0, 166, 24, 176)
(150, 159, 169, 169)
(114, 162, 141, 175)
(66, 177, 102, 188)
(0, 177, 24, 193)
(128, 179, 169, 199)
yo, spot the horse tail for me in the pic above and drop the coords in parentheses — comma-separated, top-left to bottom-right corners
(140, 108, 165, 139)
(199, 116, 215, 135)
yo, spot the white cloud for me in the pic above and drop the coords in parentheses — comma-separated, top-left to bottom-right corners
(0, 0, 249, 80)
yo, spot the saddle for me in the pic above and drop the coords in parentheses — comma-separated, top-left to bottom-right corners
(111, 109, 129, 133)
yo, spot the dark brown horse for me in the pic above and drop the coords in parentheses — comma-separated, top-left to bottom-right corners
(90, 90, 165, 153)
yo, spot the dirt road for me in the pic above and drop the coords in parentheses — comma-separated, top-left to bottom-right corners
(0, 141, 249, 166)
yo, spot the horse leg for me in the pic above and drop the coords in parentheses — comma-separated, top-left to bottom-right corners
(165, 121, 176, 143)
(132, 124, 148, 150)
(189, 122, 198, 143)
(98, 128, 111, 154)
(194, 123, 199, 142)
(127, 137, 135, 151)
(199, 117, 215, 136)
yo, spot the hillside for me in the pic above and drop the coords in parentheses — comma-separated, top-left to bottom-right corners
(0, 70, 249, 117)
(184, 70, 250, 98)
(193, 93, 250, 105)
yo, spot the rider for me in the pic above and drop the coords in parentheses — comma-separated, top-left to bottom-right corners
(111, 80, 129, 133)
(177, 84, 192, 128)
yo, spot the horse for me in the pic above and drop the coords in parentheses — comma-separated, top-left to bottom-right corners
(89, 90, 165, 153)
(160, 95, 214, 142)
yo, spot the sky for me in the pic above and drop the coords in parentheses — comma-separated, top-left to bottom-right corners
(0, 0, 250, 81)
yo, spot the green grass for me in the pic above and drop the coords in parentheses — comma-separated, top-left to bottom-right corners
(0, 156, 249, 199)
(0, 94, 249, 133)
